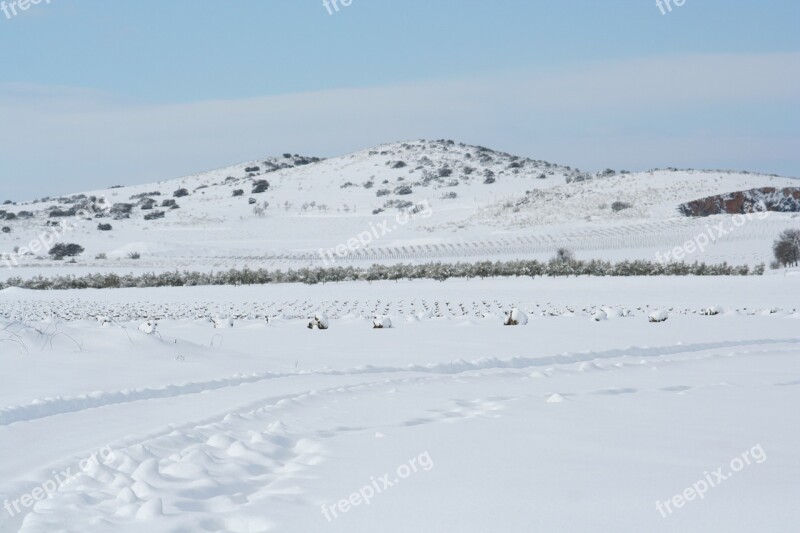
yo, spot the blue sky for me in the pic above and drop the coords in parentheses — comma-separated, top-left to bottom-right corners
(1, 0, 798, 200)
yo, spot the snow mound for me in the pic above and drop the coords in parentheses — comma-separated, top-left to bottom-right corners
(503, 308, 528, 326)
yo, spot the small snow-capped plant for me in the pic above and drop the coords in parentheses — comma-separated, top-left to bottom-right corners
(700, 305, 722, 316)
(372, 315, 393, 329)
(127, 252, 141, 260)
(503, 308, 528, 326)
(648, 310, 669, 323)
(307, 313, 329, 330)
(96, 316, 112, 327)
(591, 310, 608, 322)
(138, 320, 158, 334)
(211, 315, 233, 329)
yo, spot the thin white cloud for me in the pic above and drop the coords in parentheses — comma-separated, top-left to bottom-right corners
(0, 52, 798, 198)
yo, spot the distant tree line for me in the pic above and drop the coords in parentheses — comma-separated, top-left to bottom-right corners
(0, 259, 763, 291)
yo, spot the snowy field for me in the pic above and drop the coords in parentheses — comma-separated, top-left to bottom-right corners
(1, 275, 799, 532)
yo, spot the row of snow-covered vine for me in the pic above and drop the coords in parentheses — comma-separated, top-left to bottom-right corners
(0, 259, 764, 291)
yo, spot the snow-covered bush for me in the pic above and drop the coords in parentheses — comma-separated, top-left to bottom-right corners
(138, 320, 158, 334)
(307, 313, 329, 330)
(591, 310, 608, 322)
(211, 316, 234, 328)
(700, 305, 722, 316)
(648, 310, 669, 323)
(503, 308, 528, 326)
(372, 315, 393, 329)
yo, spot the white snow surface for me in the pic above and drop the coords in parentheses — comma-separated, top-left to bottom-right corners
(1, 276, 799, 532)
(1, 141, 799, 531)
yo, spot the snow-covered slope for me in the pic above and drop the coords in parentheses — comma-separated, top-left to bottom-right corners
(1, 140, 798, 278)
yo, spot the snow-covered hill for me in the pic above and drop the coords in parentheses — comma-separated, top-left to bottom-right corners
(1, 140, 798, 278)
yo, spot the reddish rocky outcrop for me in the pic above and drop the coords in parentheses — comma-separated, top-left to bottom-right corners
(678, 187, 800, 217)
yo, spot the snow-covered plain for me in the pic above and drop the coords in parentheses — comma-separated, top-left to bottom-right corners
(1, 276, 799, 532)
(1, 141, 799, 532)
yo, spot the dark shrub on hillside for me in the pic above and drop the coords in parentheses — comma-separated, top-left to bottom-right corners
(110, 203, 134, 219)
(252, 180, 270, 194)
(144, 210, 165, 221)
(130, 191, 161, 200)
(376, 189, 390, 197)
(244, 166, 260, 173)
(438, 168, 453, 178)
(162, 199, 177, 208)
(394, 186, 413, 195)
(232, 189, 244, 197)
(611, 201, 633, 212)
(384, 200, 413, 210)
(48, 243, 84, 260)
(49, 207, 77, 218)
(97, 223, 113, 231)
(173, 188, 189, 198)
(1, 226, 10, 233)
(139, 198, 156, 210)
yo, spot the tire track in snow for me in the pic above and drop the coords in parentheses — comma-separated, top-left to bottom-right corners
(1, 337, 798, 427)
